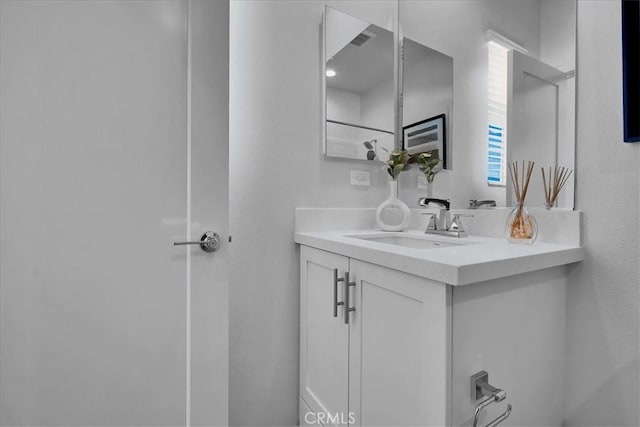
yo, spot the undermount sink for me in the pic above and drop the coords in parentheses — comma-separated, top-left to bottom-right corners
(347, 233, 470, 249)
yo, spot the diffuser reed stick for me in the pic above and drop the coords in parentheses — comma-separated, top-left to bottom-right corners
(508, 160, 535, 204)
(541, 166, 573, 208)
(507, 160, 537, 242)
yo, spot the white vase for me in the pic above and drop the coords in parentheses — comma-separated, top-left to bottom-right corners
(426, 180, 433, 198)
(376, 180, 410, 231)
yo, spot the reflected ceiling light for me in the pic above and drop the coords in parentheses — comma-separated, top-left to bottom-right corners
(326, 69, 336, 77)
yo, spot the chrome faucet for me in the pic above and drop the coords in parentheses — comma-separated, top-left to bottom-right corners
(418, 198, 451, 231)
(468, 199, 497, 209)
(418, 198, 473, 237)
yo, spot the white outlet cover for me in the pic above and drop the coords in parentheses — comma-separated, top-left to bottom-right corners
(350, 170, 371, 186)
(417, 175, 428, 189)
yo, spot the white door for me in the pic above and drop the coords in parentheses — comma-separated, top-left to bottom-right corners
(348, 260, 450, 427)
(0, 1, 228, 425)
(507, 50, 575, 208)
(299, 246, 350, 427)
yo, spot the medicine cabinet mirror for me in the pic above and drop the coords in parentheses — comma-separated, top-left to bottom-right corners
(323, 6, 395, 162)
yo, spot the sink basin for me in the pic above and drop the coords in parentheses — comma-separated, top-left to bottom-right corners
(348, 233, 469, 249)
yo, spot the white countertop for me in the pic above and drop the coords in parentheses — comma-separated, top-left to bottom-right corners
(295, 229, 584, 286)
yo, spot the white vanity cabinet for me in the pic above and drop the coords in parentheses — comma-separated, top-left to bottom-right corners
(299, 246, 451, 426)
(296, 209, 582, 426)
(298, 239, 572, 426)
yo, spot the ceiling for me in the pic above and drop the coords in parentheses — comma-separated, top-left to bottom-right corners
(326, 24, 394, 95)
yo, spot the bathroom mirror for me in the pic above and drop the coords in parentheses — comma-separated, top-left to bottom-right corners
(401, 38, 453, 170)
(323, 6, 395, 162)
(399, 0, 576, 209)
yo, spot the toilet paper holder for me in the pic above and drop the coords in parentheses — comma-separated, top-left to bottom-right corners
(470, 371, 512, 427)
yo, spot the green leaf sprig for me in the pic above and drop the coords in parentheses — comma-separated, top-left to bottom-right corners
(416, 152, 440, 183)
(385, 150, 412, 180)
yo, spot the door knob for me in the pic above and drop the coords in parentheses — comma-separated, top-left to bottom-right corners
(174, 231, 220, 253)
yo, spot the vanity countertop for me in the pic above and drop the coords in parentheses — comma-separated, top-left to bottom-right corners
(295, 229, 584, 286)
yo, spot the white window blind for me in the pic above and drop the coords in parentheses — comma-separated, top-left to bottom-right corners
(487, 41, 508, 186)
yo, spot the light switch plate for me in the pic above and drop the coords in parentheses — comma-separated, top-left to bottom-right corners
(350, 170, 370, 186)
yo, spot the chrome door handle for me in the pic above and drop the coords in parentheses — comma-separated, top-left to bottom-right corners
(333, 269, 345, 318)
(174, 231, 220, 253)
(343, 272, 356, 324)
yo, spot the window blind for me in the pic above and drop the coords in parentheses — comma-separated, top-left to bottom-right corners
(487, 41, 508, 186)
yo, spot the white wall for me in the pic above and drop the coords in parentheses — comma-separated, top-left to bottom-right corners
(565, 1, 640, 425)
(359, 75, 394, 132)
(402, 54, 453, 127)
(326, 87, 361, 123)
(229, 2, 396, 426)
(540, 0, 576, 72)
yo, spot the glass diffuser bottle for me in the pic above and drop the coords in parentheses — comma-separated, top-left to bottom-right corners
(505, 202, 538, 244)
(505, 160, 538, 244)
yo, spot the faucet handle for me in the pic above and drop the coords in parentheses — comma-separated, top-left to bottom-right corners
(450, 214, 474, 235)
(421, 212, 437, 231)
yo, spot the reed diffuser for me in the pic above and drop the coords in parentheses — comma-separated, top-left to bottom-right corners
(506, 160, 538, 244)
(541, 166, 573, 209)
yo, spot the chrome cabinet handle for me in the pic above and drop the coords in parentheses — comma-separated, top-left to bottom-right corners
(333, 269, 345, 318)
(174, 231, 220, 253)
(343, 272, 356, 324)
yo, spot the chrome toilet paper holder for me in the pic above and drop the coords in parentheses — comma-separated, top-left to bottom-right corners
(471, 371, 513, 427)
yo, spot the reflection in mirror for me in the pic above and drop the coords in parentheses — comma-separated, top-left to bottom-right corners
(401, 38, 453, 170)
(505, 47, 575, 208)
(398, 0, 576, 209)
(324, 7, 395, 161)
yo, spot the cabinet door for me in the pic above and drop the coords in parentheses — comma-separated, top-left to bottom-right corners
(348, 259, 451, 426)
(300, 246, 350, 426)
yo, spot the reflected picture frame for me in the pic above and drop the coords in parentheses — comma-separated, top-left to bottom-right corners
(622, 0, 640, 142)
(403, 114, 447, 169)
